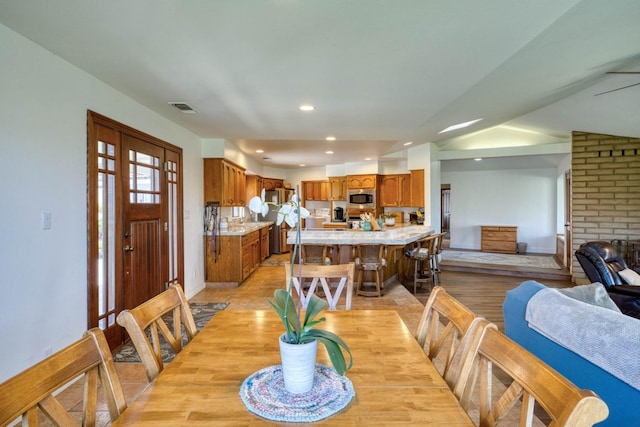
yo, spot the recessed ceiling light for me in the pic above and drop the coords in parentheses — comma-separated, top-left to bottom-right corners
(326, 136, 336, 141)
(474, 158, 482, 161)
(299, 104, 315, 111)
(326, 151, 334, 154)
(403, 141, 413, 146)
(256, 149, 264, 153)
(299, 164, 306, 167)
(439, 118, 483, 134)
(365, 157, 372, 161)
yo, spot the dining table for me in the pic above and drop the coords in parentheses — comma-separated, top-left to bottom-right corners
(111, 309, 474, 426)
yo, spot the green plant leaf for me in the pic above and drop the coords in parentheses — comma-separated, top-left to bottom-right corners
(306, 329, 353, 375)
(304, 293, 328, 325)
(268, 289, 301, 342)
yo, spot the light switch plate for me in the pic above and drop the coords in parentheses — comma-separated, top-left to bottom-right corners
(42, 212, 52, 230)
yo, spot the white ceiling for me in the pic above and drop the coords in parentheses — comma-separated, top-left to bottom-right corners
(1, 0, 639, 168)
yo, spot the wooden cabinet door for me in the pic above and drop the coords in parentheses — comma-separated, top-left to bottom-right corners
(380, 175, 400, 207)
(347, 174, 377, 189)
(223, 162, 235, 205)
(398, 174, 412, 206)
(319, 181, 330, 200)
(260, 227, 269, 261)
(235, 167, 246, 206)
(329, 177, 341, 200)
(410, 169, 424, 206)
(303, 181, 314, 200)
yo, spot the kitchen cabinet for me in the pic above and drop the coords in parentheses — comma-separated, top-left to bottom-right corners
(379, 174, 412, 207)
(263, 178, 283, 191)
(203, 158, 246, 206)
(204, 230, 261, 284)
(303, 180, 330, 201)
(242, 231, 261, 280)
(410, 169, 424, 206)
(481, 226, 517, 254)
(260, 226, 269, 261)
(329, 176, 347, 200)
(347, 174, 377, 189)
(245, 175, 263, 202)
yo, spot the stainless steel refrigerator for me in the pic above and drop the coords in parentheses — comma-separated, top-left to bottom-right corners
(265, 188, 295, 254)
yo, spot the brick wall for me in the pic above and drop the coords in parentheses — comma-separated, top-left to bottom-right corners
(571, 131, 640, 282)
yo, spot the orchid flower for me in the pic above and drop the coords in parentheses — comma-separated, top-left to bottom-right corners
(277, 194, 310, 227)
(248, 188, 269, 217)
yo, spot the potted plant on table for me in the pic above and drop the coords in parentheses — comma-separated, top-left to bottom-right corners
(248, 188, 353, 394)
(381, 212, 397, 226)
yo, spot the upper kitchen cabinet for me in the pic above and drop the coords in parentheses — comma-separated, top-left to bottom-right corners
(328, 176, 347, 201)
(303, 180, 330, 201)
(262, 178, 283, 191)
(245, 175, 263, 202)
(347, 174, 377, 189)
(203, 158, 246, 206)
(410, 169, 424, 206)
(379, 174, 412, 207)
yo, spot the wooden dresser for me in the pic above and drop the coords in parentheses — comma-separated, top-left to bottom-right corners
(481, 226, 517, 254)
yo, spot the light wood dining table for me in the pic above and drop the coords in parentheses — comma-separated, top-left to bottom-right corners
(112, 309, 474, 426)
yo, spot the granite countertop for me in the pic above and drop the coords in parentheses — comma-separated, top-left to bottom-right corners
(286, 224, 432, 245)
(204, 221, 274, 236)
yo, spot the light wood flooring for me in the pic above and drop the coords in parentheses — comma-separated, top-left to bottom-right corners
(38, 253, 573, 426)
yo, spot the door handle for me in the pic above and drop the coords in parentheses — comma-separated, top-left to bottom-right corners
(124, 245, 135, 252)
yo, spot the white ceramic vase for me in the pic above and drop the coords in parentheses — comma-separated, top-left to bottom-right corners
(279, 334, 318, 394)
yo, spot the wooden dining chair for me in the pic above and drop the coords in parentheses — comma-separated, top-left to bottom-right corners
(285, 261, 355, 310)
(0, 328, 127, 427)
(453, 326, 609, 427)
(116, 283, 197, 382)
(415, 286, 495, 391)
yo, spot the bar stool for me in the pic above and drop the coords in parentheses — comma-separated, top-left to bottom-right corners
(301, 244, 333, 265)
(404, 235, 436, 294)
(430, 232, 447, 284)
(353, 244, 387, 297)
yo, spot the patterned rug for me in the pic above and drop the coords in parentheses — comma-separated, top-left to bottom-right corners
(441, 250, 561, 269)
(113, 302, 228, 363)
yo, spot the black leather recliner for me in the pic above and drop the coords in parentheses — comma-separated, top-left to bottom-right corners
(575, 241, 640, 319)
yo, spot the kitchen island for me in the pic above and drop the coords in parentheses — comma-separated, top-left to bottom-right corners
(287, 223, 432, 246)
(287, 224, 433, 288)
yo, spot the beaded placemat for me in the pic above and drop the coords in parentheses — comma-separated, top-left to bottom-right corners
(239, 364, 355, 422)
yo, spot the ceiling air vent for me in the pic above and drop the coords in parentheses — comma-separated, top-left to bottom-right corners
(169, 102, 197, 114)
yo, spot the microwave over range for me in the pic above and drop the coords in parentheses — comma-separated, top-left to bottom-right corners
(347, 189, 375, 209)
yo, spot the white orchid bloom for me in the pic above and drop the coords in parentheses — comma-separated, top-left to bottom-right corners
(276, 196, 310, 227)
(248, 188, 269, 217)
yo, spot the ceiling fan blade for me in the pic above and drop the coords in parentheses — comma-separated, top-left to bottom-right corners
(594, 81, 640, 96)
(606, 71, 640, 74)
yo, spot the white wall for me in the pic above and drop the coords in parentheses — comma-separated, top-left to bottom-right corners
(442, 167, 558, 253)
(0, 23, 203, 382)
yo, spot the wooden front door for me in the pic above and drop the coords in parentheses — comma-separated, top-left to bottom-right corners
(87, 111, 183, 350)
(122, 135, 166, 310)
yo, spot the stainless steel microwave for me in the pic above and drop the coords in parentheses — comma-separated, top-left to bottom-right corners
(347, 189, 375, 208)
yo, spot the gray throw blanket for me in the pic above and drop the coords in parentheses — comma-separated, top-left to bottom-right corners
(526, 288, 640, 391)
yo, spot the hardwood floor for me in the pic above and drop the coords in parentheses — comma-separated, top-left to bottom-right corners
(45, 254, 573, 426)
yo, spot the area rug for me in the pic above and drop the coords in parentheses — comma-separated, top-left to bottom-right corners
(113, 302, 228, 363)
(441, 250, 561, 270)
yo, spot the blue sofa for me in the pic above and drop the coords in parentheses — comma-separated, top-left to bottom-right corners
(503, 280, 640, 427)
